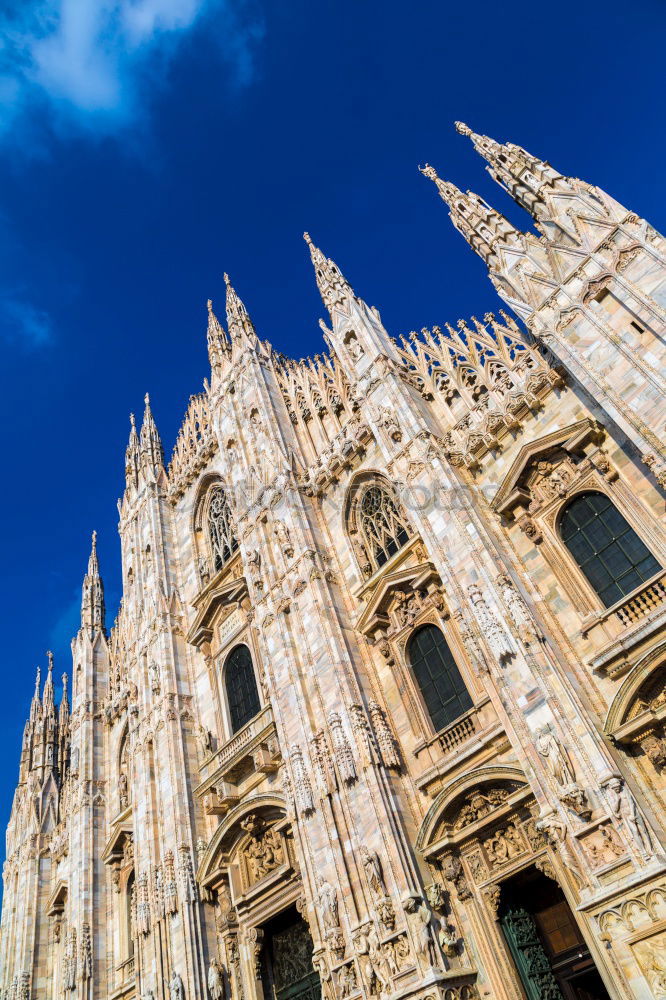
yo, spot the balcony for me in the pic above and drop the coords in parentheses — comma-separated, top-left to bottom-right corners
(584, 570, 666, 676)
(196, 705, 281, 813)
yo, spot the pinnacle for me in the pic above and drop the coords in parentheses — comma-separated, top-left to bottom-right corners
(455, 121, 472, 136)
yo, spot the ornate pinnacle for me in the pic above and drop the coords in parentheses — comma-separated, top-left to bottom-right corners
(140, 391, 164, 471)
(206, 297, 230, 372)
(303, 232, 354, 318)
(224, 273, 260, 349)
(418, 164, 463, 207)
(455, 121, 472, 136)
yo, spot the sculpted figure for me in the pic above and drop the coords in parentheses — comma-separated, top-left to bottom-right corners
(318, 879, 339, 930)
(403, 893, 437, 968)
(605, 777, 653, 857)
(208, 959, 224, 1000)
(535, 727, 576, 787)
(536, 815, 587, 889)
(360, 846, 386, 899)
(169, 971, 185, 1000)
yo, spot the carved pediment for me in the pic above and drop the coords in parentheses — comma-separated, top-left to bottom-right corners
(101, 817, 133, 866)
(492, 418, 603, 516)
(188, 570, 249, 652)
(355, 561, 444, 640)
(46, 879, 68, 918)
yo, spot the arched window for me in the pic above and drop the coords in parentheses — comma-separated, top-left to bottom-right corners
(225, 644, 261, 733)
(358, 483, 410, 571)
(125, 871, 135, 959)
(407, 624, 473, 732)
(560, 492, 660, 608)
(208, 486, 238, 572)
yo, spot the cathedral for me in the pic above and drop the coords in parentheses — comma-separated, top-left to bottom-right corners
(2, 122, 666, 1000)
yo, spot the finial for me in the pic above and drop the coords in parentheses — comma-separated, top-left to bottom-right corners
(455, 121, 472, 136)
(62, 673, 68, 691)
(91, 529, 97, 548)
(34, 666, 41, 696)
(418, 163, 438, 181)
(207, 298, 213, 313)
(47, 651, 54, 672)
(144, 392, 150, 407)
(303, 232, 313, 246)
(223, 272, 231, 286)
(129, 412, 136, 428)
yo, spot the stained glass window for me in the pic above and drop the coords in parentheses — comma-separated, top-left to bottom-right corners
(359, 484, 410, 570)
(208, 486, 238, 572)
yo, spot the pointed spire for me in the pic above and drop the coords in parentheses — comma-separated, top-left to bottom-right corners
(81, 530, 106, 635)
(419, 163, 522, 264)
(139, 393, 165, 473)
(224, 273, 262, 353)
(453, 122, 617, 235)
(206, 298, 231, 377)
(303, 233, 355, 318)
(30, 666, 42, 721)
(59, 673, 69, 725)
(43, 651, 55, 710)
(125, 411, 140, 489)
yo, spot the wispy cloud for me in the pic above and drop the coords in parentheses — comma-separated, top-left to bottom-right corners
(0, 294, 53, 347)
(0, 0, 262, 141)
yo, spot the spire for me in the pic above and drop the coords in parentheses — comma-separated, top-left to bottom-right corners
(29, 666, 41, 721)
(139, 393, 165, 474)
(43, 651, 55, 711)
(59, 673, 69, 725)
(206, 298, 231, 378)
(454, 122, 620, 238)
(419, 163, 522, 264)
(81, 530, 106, 635)
(224, 273, 263, 354)
(125, 412, 140, 490)
(303, 233, 355, 318)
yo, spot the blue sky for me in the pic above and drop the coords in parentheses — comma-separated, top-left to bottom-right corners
(0, 0, 664, 837)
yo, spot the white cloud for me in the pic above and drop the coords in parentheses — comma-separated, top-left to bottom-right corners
(0, 0, 261, 139)
(0, 296, 53, 347)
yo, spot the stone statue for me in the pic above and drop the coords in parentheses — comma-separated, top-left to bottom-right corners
(605, 777, 653, 857)
(207, 959, 224, 1000)
(169, 971, 185, 1000)
(402, 893, 437, 968)
(318, 879, 339, 930)
(360, 846, 385, 899)
(536, 815, 587, 889)
(535, 727, 576, 787)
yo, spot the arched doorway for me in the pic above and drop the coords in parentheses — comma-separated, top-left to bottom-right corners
(260, 905, 321, 1000)
(499, 868, 610, 1000)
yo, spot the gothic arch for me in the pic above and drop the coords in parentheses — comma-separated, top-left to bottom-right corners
(604, 641, 666, 734)
(192, 473, 239, 582)
(344, 470, 412, 578)
(197, 792, 287, 884)
(416, 765, 529, 851)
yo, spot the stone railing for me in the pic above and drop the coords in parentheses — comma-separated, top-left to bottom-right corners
(615, 573, 666, 627)
(199, 705, 278, 789)
(439, 710, 477, 755)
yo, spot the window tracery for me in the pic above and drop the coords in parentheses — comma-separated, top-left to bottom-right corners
(206, 485, 238, 573)
(349, 479, 411, 575)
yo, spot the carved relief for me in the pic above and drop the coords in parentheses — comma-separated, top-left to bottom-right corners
(240, 815, 284, 884)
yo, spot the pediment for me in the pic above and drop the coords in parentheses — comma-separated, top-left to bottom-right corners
(46, 879, 68, 917)
(187, 571, 249, 651)
(101, 816, 133, 865)
(355, 560, 442, 639)
(492, 417, 601, 516)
